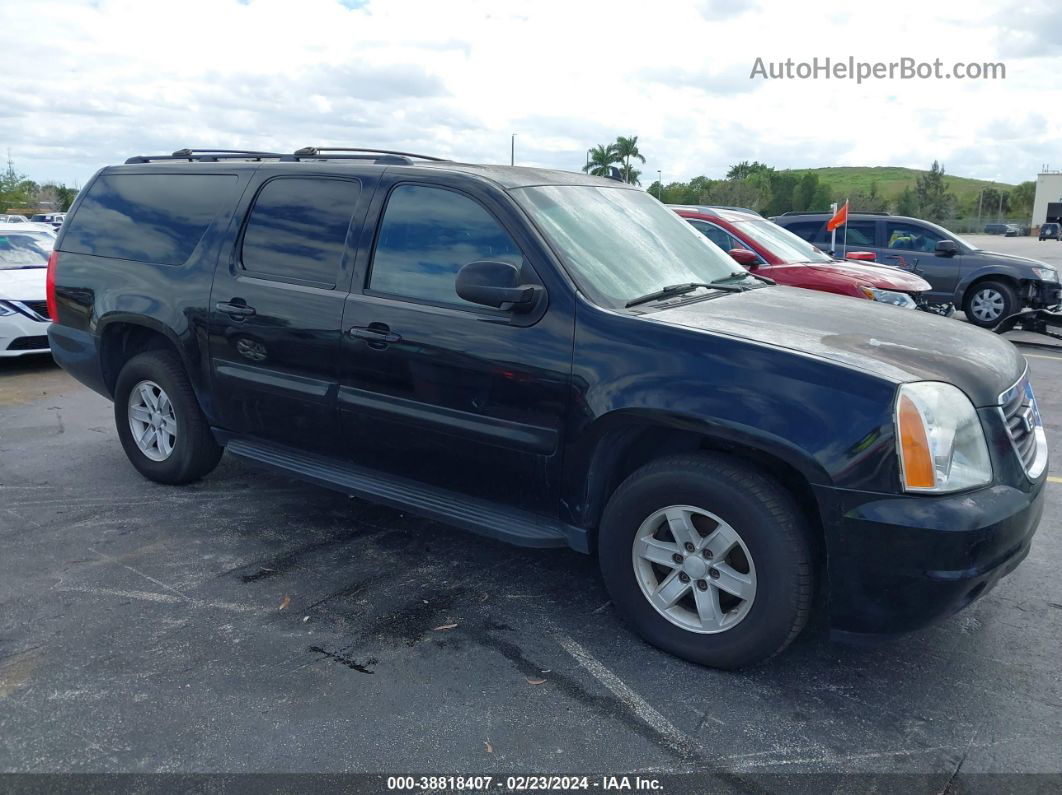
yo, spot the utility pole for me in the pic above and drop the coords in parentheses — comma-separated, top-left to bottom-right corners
(511, 133, 517, 166)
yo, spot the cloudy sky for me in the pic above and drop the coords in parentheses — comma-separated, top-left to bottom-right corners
(1, 0, 1059, 188)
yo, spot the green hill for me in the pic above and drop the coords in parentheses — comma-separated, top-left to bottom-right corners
(785, 166, 1015, 204)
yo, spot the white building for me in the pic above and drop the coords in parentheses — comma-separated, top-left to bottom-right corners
(1032, 172, 1062, 226)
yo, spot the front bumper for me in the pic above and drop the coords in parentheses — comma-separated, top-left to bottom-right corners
(815, 479, 1045, 637)
(1031, 280, 1061, 308)
(0, 312, 51, 357)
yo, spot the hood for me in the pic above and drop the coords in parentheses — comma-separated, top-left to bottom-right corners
(797, 261, 930, 291)
(973, 249, 1054, 272)
(651, 286, 1024, 406)
(0, 268, 46, 301)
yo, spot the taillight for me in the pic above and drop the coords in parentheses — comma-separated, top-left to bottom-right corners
(46, 250, 59, 321)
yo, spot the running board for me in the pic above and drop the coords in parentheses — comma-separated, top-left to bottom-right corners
(223, 437, 588, 553)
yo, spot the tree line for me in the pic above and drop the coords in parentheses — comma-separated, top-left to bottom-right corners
(646, 159, 1036, 224)
(1, 154, 79, 214)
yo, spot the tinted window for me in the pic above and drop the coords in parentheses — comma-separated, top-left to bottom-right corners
(886, 222, 947, 253)
(783, 221, 825, 242)
(369, 184, 523, 307)
(687, 219, 738, 251)
(62, 173, 236, 265)
(240, 177, 361, 286)
(835, 221, 877, 247)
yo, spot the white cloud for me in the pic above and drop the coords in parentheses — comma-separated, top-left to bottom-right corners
(0, 0, 1057, 187)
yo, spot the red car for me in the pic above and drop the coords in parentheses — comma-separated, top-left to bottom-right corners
(671, 205, 934, 310)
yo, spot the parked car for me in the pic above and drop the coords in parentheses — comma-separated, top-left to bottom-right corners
(671, 205, 934, 311)
(48, 149, 1046, 669)
(774, 211, 1062, 327)
(30, 212, 65, 230)
(1039, 222, 1061, 241)
(0, 222, 55, 356)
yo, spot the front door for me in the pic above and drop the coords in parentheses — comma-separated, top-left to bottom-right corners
(338, 181, 574, 515)
(881, 220, 960, 301)
(208, 174, 367, 453)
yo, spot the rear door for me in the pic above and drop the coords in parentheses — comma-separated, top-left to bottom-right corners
(208, 172, 371, 453)
(337, 177, 575, 514)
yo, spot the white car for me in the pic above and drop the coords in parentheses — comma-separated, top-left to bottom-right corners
(29, 212, 65, 230)
(0, 223, 56, 357)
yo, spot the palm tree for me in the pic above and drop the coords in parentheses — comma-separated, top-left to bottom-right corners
(583, 144, 619, 177)
(614, 136, 646, 183)
(620, 164, 642, 185)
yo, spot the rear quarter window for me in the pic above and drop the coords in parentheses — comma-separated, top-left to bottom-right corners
(61, 173, 237, 265)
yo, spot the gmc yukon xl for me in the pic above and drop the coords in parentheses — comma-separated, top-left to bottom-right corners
(46, 147, 1047, 668)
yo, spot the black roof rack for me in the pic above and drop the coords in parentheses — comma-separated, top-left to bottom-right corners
(777, 210, 891, 216)
(125, 149, 286, 164)
(292, 146, 448, 163)
(125, 146, 449, 166)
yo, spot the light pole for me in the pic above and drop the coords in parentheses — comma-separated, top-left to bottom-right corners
(511, 133, 517, 166)
(657, 170, 662, 200)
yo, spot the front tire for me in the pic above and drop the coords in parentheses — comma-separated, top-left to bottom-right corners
(114, 350, 222, 484)
(598, 453, 813, 669)
(963, 280, 1017, 328)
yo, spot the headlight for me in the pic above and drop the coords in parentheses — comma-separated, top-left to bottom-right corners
(859, 285, 917, 309)
(895, 382, 992, 493)
(1032, 267, 1058, 282)
(0, 301, 17, 317)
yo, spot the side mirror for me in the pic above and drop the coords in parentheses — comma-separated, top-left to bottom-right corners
(455, 260, 540, 312)
(845, 251, 876, 262)
(728, 248, 759, 267)
(935, 240, 959, 257)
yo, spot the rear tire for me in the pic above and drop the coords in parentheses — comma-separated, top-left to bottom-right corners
(598, 453, 813, 669)
(963, 280, 1017, 328)
(114, 350, 222, 484)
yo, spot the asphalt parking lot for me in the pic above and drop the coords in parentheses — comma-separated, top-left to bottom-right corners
(2, 235, 1061, 788)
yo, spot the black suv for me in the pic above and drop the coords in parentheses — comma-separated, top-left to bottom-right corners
(47, 148, 1047, 669)
(774, 212, 1061, 327)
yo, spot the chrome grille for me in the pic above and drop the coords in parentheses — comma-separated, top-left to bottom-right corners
(999, 373, 1047, 478)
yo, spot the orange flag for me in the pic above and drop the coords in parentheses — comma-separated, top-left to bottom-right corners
(827, 200, 848, 232)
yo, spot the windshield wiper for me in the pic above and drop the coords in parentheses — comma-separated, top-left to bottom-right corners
(625, 281, 742, 308)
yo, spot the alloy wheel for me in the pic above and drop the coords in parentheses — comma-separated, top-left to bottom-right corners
(631, 505, 757, 634)
(127, 379, 177, 462)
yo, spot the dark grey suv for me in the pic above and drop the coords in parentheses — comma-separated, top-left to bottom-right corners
(774, 212, 1062, 327)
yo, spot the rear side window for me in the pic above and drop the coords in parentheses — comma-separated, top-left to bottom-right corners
(368, 184, 523, 308)
(840, 221, 878, 247)
(62, 173, 236, 265)
(240, 177, 361, 286)
(782, 221, 825, 242)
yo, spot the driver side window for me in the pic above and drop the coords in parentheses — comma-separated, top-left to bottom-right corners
(368, 184, 524, 309)
(886, 222, 947, 254)
(688, 219, 738, 252)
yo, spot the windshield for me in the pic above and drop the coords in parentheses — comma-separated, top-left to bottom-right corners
(734, 218, 833, 264)
(513, 185, 747, 307)
(0, 232, 54, 269)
